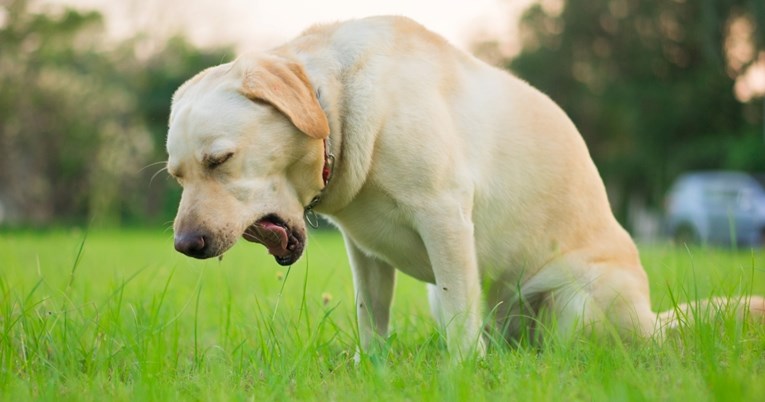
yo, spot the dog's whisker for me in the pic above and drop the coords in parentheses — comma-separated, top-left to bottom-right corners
(138, 160, 168, 174)
(160, 220, 175, 235)
(149, 166, 169, 186)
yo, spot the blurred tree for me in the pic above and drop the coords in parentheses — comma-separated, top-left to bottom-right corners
(0, 0, 230, 227)
(496, 0, 765, 225)
(0, 0, 147, 225)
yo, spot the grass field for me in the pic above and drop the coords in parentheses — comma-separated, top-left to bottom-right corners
(1, 229, 765, 401)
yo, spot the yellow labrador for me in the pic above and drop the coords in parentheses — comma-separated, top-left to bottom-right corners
(166, 16, 763, 356)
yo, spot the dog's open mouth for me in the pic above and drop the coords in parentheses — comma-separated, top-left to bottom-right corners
(243, 214, 305, 266)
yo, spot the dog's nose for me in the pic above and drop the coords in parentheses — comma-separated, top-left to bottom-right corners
(174, 232, 209, 258)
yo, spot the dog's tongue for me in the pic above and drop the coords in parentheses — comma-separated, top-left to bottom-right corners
(245, 220, 289, 257)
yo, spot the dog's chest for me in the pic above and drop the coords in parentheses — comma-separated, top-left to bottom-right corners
(329, 189, 435, 283)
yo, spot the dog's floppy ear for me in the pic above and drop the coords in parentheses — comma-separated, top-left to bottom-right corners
(240, 57, 330, 139)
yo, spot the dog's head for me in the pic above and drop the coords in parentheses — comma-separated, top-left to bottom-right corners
(166, 54, 329, 265)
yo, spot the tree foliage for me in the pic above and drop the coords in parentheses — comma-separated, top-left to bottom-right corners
(0, 0, 231, 226)
(3, 0, 764, 228)
(505, 0, 765, 223)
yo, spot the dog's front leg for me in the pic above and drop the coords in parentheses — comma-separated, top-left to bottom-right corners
(417, 204, 485, 359)
(343, 235, 396, 358)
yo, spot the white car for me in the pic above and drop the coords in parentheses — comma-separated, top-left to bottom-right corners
(665, 171, 765, 247)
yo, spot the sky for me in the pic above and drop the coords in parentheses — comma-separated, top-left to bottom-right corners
(45, 0, 535, 54)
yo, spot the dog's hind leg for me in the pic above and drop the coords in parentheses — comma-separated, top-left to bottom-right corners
(584, 265, 657, 340)
(515, 258, 658, 343)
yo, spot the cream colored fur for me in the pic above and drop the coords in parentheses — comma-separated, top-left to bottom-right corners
(166, 16, 764, 357)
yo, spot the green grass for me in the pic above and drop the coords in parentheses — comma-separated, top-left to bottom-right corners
(1, 229, 765, 401)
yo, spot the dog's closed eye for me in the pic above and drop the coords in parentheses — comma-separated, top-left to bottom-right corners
(204, 152, 234, 169)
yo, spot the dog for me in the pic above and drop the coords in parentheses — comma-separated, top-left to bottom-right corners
(166, 16, 764, 357)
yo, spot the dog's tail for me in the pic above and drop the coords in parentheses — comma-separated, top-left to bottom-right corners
(656, 295, 765, 331)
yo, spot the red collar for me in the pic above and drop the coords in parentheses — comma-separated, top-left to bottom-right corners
(321, 138, 334, 185)
(305, 138, 334, 220)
